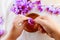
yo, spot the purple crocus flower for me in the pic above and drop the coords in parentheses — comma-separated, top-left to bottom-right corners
(46, 7, 49, 11)
(0, 29, 4, 37)
(54, 8, 60, 14)
(35, 0, 43, 12)
(35, 1, 41, 5)
(37, 5, 44, 12)
(46, 6, 56, 13)
(11, 0, 34, 15)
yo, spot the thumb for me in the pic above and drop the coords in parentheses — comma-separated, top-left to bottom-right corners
(34, 17, 46, 26)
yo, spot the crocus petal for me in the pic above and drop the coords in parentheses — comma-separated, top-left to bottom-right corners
(28, 18, 35, 25)
(0, 29, 4, 37)
(35, 1, 41, 5)
(37, 5, 44, 12)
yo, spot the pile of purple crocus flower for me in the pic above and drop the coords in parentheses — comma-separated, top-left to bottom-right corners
(36, 1, 60, 15)
(11, 0, 34, 15)
(45, 6, 60, 15)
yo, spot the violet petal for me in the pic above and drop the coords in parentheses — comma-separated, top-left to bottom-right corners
(28, 18, 35, 25)
(0, 29, 4, 37)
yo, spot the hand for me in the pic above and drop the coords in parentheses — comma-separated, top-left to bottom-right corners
(34, 16, 60, 40)
(6, 15, 29, 40)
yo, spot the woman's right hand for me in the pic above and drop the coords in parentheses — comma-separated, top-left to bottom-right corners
(34, 16, 60, 40)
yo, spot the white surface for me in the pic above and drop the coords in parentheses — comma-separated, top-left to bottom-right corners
(0, 0, 5, 30)
(1, 0, 60, 40)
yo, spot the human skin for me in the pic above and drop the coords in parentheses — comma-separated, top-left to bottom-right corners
(5, 15, 60, 40)
(6, 15, 29, 40)
(34, 16, 60, 40)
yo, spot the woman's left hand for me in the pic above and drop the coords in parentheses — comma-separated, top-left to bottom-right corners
(6, 15, 29, 40)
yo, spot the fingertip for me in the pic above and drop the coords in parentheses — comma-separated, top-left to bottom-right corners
(23, 17, 30, 20)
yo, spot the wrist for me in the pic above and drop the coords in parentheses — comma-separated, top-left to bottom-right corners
(6, 37, 16, 40)
(6, 35, 16, 40)
(6, 32, 17, 40)
(50, 27, 60, 40)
